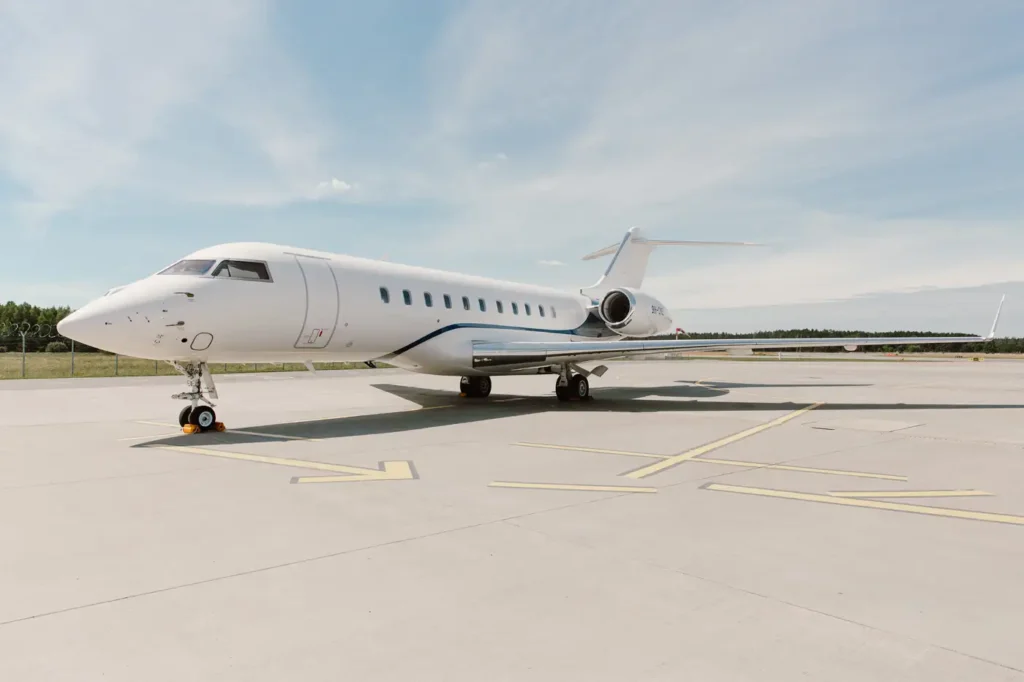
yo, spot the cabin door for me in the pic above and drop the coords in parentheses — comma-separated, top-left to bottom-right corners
(293, 255, 340, 349)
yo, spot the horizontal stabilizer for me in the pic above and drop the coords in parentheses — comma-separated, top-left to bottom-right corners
(581, 227, 759, 296)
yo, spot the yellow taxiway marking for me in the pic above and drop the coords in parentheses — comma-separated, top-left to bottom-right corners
(489, 481, 658, 494)
(135, 420, 318, 442)
(705, 483, 1024, 526)
(147, 444, 416, 484)
(694, 457, 906, 481)
(829, 489, 992, 499)
(118, 432, 180, 441)
(514, 441, 902, 480)
(513, 442, 668, 460)
(624, 403, 824, 479)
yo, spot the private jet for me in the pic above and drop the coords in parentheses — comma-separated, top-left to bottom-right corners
(57, 228, 1003, 433)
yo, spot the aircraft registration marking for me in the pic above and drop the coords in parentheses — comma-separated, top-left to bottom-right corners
(623, 403, 824, 479)
(705, 484, 1024, 526)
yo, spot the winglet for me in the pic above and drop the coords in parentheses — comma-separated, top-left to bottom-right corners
(988, 295, 1006, 340)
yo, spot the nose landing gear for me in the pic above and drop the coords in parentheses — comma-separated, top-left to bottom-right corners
(172, 362, 225, 433)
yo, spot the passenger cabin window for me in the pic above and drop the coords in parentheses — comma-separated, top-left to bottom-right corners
(478, 298, 487, 312)
(160, 259, 216, 276)
(403, 290, 412, 305)
(551, 306, 557, 318)
(524, 303, 532, 316)
(496, 301, 504, 314)
(443, 294, 452, 309)
(380, 287, 390, 304)
(539, 305, 545, 317)
(511, 302, 519, 315)
(462, 296, 470, 311)
(424, 292, 433, 307)
(211, 260, 272, 281)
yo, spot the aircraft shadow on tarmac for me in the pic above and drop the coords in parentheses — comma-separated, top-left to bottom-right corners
(135, 382, 1024, 448)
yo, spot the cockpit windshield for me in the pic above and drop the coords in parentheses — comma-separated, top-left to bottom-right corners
(211, 260, 272, 281)
(159, 259, 216, 276)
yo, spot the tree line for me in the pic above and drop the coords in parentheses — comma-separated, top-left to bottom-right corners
(2, 301, 1022, 354)
(654, 329, 1024, 354)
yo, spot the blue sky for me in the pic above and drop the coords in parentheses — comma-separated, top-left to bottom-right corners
(2, 0, 1023, 332)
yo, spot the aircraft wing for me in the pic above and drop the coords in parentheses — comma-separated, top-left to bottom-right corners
(471, 334, 989, 369)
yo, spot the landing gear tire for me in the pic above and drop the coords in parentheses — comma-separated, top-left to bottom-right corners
(189, 405, 217, 432)
(178, 405, 193, 427)
(460, 376, 492, 398)
(570, 374, 590, 400)
(555, 382, 571, 401)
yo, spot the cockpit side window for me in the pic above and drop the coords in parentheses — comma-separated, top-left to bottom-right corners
(211, 260, 272, 281)
(159, 259, 216, 276)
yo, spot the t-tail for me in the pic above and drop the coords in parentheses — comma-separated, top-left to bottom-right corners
(580, 227, 759, 298)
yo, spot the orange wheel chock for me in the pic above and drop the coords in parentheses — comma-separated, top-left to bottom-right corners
(182, 424, 200, 435)
(214, 422, 226, 432)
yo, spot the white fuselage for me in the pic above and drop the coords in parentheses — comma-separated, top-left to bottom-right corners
(58, 243, 662, 376)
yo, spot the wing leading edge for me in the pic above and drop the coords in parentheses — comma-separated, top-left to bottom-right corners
(473, 297, 1005, 370)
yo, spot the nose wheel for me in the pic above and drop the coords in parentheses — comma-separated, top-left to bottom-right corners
(172, 362, 226, 433)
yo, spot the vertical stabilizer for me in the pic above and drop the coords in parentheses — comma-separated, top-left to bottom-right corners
(580, 227, 758, 299)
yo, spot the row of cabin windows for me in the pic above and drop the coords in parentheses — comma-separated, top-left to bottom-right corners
(379, 287, 555, 318)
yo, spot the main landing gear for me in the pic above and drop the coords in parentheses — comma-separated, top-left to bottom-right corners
(460, 375, 492, 398)
(173, 362, 225, 434)
(555, 366, 591, 402)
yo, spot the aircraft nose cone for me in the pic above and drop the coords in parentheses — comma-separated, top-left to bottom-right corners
(56, 311, 81, 340)
(57, 308, 100, 345)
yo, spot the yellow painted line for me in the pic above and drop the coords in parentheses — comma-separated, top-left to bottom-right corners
(148, 444, 415, 482)
(292, 461, 416, 484)
(117, 432, 181, 441)
(513, 442, 901, 480)
(513, 442, 669, 460)
(694, 457, 907, 481)
(829, 489, 992, 499)
(134, 420, 316, 442)
(706, 484, 1024, 526)
(490, 481, 657, 494)
(624, 403, 824, 479)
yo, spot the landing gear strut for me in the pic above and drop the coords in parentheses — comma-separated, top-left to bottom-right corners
(555, 365, 591, 402)
(460, 375, 492, 398)
(172, 362, 224, 433)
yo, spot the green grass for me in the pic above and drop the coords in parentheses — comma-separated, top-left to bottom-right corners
(0, 353, 384, 380)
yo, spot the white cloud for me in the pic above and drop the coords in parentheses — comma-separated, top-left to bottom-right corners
(403, 0, 1024, 307)
(537, 259, 564, 266)
(0, 0, 338, 224)
(312, 177, 353, 198)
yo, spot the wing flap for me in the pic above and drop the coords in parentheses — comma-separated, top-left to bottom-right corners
(473, 335, 986, 369)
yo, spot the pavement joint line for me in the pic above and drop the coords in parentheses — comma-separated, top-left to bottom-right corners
(623, 402, 824, 479)
(513, 442, 669, 459)
(705, 483, 1024, 526)
(828, 489, 992, 499)
(514, 439, 902, 480)
(490, 481, 658, 494)
(693, 457, 906, 481)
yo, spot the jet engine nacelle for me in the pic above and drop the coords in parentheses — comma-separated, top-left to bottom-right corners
(598, 287, 673, 337)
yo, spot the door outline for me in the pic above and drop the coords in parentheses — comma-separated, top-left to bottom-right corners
(293, 255, 340, 349)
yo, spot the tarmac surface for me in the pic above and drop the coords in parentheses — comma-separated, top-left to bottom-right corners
(2, 358, 1024, 681)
